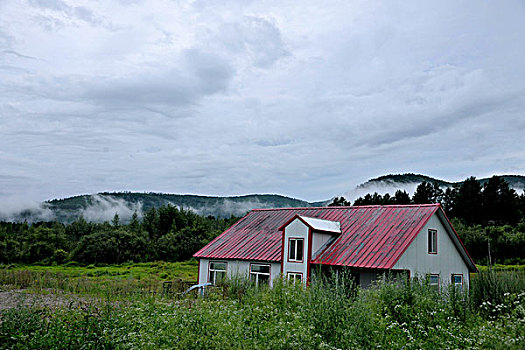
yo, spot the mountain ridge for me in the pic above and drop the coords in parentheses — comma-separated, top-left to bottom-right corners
(363, 173, 525, 188)
(3, 173, 524, 223)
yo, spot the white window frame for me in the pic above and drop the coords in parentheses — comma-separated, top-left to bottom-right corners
(451, 274, 463, 290)
(288, 238, 304, 262)
(427, 273, 440, 290)
(287, 272, 303, 285)
(208, 261, 227, 285)
(250, 263, 271, 287)
(428, 229, 437, 254)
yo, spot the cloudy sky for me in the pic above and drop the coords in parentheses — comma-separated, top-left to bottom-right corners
(1, 0, 524, 205)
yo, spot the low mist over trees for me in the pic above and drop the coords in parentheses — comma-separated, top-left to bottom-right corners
(341, 175, 525, 265)
(350, 175, 525, 226)
(1, 175, 524, 266)
(0, 205, 238, 265)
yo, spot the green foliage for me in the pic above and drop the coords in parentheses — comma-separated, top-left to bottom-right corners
(0, 205, 237, 265)
(452, 219, 525, 265)
(470, 269, 525, 314)
(328, 196, 351, 206)
(0, 272, 523, 349)
(412, 181, 443, 204)
(392, 189, 411, 204)
(0, 304, 117, 349)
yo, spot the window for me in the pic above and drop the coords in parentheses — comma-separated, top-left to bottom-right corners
(250, 264, 270, 286)
(452, 274, 463, 290)
(427, 274, 440, 290)
(428, 229, 437, 254)
(209, 261, 227, 285)
(287, 272, 303, 285)
(288, 238, 304, 262)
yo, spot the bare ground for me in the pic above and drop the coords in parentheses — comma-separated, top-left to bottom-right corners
(0, 286, 95, 311)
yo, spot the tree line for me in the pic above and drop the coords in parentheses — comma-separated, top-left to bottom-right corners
(0, 205, 238, 265)
(1, 175, 523, 266)
(330, 175, 525, 265)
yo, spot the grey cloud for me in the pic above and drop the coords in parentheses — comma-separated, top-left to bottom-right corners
(84, 49, 234, 107)
(0, 195, 144, 223)
(343, 181, 421, 203)
(204, 16, 288, 68)
(2, 50, 37, 60)
(28, 0, 69, 12)
(0, 197, 56, 222)
(199, 199, 270, 216)
(72, 6, 100, 24)
(254, 138, 294, 147)
(28, 0, 102, 26)
(0, 0, 524, 204)
(79, 195, 143, 223)
(0, 28, 14, 50)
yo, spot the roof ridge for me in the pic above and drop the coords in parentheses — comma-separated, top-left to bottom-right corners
(250, 206, 328, 211)
(251, 203, 440, 211)
(346, 203, 441, 208)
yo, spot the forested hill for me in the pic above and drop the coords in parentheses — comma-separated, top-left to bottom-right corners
(38, 193, 314, 223)
(3, 173, 524, 223)
(361, 173, 525, 190)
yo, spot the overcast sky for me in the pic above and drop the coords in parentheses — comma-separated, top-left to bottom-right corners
(1, 0, 524, 205)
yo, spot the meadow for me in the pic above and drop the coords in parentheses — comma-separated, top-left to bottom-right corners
(0, 264, 523, 349)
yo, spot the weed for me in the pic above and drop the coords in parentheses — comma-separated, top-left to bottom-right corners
(0, 267, 523, 349)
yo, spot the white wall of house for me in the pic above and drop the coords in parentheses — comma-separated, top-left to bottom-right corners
(197, 258, 281, 287)
(198, 258, 209, 284)
(226, 260, 281, 287)
(282, 218, 309, 284)
(393, 213, 471, 289)
(312, 232, 334, 257)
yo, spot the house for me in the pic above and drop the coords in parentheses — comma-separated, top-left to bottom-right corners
(193, 204, 477, 289)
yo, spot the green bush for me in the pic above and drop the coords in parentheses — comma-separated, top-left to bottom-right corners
(470, 269, 525, 316)
(63, 261, 81, 267)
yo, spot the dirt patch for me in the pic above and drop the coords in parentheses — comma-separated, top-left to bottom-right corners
(0, 287, 94, 311)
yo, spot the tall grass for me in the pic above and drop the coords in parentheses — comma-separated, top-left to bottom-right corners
(471, 269, 525, 304)
(0, 269, 190, 301)
(1, 270, 524, 349)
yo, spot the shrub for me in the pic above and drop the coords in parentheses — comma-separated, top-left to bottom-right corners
(63, 261, 81, 267)
(471, 269, 525, 317)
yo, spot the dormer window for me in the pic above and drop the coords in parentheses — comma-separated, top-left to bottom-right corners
(288, 238, 304, 262)
(428, 229, 437, 254)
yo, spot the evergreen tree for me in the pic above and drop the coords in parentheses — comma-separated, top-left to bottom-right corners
(143, 207, 160, 241)
(412, 181, 443, 204)
(519, 191, 525, 220)
(111, 213, 120, 227)
(455, 177, 483, 225)
(392, 190, 411, 204)
(353, 192, 391, 205)
(482, 176, 520, 225)
(129, 212, 140, 233)
(442, 187, 457, 216)
(329, 197, 351, 206)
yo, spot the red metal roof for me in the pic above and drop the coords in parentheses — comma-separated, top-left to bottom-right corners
(193, 204, 473, 269)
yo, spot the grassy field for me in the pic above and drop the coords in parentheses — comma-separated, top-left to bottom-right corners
(0, 261, 198, 299)
(4, 260, 198, 281)
(0, 265, 523, 349)
(476, 264, 525, 272)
